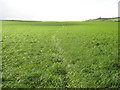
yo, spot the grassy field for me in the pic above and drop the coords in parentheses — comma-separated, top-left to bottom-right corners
(2, 21, 119, 88)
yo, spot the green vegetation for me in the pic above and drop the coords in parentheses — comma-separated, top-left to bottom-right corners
(87, 17, 120, 22)
(2, 21, 119, 88)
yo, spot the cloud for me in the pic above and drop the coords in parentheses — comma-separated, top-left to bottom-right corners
(0, 0, 119, 21)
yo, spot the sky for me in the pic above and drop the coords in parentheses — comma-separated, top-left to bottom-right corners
(0, 0, 119, 21)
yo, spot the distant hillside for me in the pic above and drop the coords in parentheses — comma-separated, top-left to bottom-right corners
(87, 17, 120, 22)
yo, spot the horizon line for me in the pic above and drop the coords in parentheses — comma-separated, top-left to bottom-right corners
(0, 17, 119, 22)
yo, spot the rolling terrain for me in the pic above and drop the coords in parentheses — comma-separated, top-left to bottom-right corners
(2, 21, 119, 88)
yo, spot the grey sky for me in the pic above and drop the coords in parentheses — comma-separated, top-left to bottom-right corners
(0, 0, 119, 21)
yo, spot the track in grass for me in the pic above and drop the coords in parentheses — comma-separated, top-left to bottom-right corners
(2, 21, 119, 88)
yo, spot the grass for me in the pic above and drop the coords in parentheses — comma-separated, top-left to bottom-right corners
(2, 21, 119, 88)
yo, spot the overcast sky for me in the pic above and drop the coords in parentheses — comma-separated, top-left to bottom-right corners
(0, 0, 119, 21)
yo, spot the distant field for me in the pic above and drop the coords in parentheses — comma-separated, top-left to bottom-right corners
(87, 17, 120, 22)
(2, 21, 119, 88)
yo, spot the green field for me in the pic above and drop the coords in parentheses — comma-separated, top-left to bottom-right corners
(2, 21, 119, 88)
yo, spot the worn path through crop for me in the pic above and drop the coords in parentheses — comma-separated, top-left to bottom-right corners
(51, 25, 69, 87)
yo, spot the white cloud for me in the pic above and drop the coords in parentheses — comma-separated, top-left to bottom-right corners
(0, 0, 119, 21)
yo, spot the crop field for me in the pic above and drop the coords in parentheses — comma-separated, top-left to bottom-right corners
(2, 21, 119, 88)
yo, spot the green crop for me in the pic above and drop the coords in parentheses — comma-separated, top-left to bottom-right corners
(2, 21, 119, 88)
